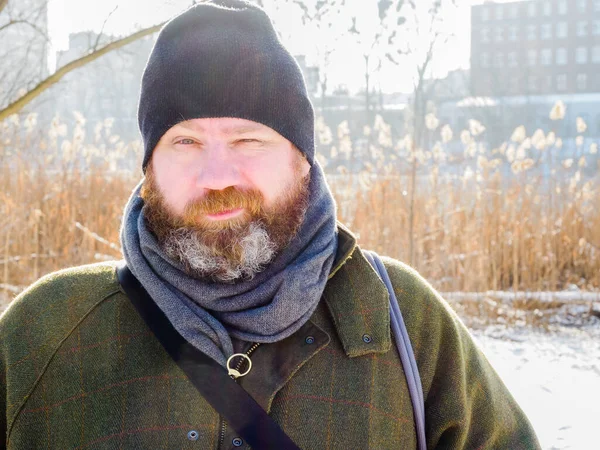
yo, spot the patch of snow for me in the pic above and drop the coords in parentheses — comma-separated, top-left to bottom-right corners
(473, 326, 600, 450)
(444, 291, 600, 303)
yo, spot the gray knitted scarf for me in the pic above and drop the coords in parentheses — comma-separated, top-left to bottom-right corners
(120, 162, 337, 368)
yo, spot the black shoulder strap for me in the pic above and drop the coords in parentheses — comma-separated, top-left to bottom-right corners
(116, 263, 300, 450)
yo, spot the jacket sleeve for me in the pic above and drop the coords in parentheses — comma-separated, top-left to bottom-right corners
(383, 257, 541, 450)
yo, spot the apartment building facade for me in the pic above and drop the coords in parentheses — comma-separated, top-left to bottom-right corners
(471, 0, 600, 96)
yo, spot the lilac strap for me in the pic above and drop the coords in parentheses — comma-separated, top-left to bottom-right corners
(364, 251, 426, 450)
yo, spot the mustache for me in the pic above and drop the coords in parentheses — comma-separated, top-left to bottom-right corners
(182, 187, 264, 219)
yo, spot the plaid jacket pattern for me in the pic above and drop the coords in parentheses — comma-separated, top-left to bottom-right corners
(0, 227, 540, 449)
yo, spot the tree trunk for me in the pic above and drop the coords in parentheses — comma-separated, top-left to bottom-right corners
(408, 145, 417, 267)
(408, 85, 424, 267)
(364, 54, 370, 126)
(320, 76, 328, 113)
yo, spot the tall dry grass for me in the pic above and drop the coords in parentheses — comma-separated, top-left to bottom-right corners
(334, 173, 600, 293)
(1, 114, 141, 303)
(1, 109, 599, 310)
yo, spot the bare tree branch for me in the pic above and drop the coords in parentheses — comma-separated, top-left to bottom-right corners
(0, 18, 51, 41)
(93, 6, 119, 52)
(0, 19, 19, 34)
(0, 22, 164, 121)
(0, 36, 39, 106)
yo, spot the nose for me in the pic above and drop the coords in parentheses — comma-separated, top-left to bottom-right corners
(195, 144, 242, 191)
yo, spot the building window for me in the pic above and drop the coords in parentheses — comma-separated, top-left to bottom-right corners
(481, 27, 490, 43)
(528, 75, 537, 92)
(481, 7, 490, 21)
(543, 1, 552, 15)
(528, 2, 536, 17)
(495, 5, 504, 20)
(577, 21, 588, 37)
(593, 46, 600, 63)
(481, 52, 490, 68)
(578, 0, 587, 13)
(541, 48, 552, 65)
(576, 47, 588, 64)
(508, 52, 518, 67)
(509, 4, 519, 18)
(556, 47, 568, 65)
(528, 49, 537, 66)
(557, 22, 568, 38)
(593, 20, 600, 35)
(544, 75, 553, 90)
(557, 74, 567, 91)
(577, 74, 588, 90)
(558, 0, 568, 14)
(508, 25, 518, 41)
(595, 0, 600, 12)
(494, 53, 504, 68)
(495, 27, 504, 42)
(527, 25, 537, 40)
(541, 24, 552, 39)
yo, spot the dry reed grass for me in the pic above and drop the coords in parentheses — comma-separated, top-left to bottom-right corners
(336, 174, 600, 293)
(1, 110, 599, 322)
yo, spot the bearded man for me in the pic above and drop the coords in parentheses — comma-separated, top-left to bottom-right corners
(0, 1, 540, 449)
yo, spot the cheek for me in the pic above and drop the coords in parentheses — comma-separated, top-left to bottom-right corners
(248, 153, 303, 205)
(299, 158, 310, 178)
(151, 157, 193, 214)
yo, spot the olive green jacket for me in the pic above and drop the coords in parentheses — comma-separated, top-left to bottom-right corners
(0, 228, 540, 449)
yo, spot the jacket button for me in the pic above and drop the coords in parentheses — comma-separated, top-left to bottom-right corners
(305, 336, 315, 344)
(232, 437, 244, 447)
(362, 334, 372, 343)
(187, 430, 199, 441)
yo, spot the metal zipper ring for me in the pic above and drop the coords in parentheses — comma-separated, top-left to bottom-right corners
(226, 353, 252, 379)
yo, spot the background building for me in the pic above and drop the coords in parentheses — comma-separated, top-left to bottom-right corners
(53, 31, 155, 141)
(471, 0, 600, 96)
(445, 0, 600, 150)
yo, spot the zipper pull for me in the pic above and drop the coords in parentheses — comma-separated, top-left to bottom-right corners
(226, 353, 252, 379)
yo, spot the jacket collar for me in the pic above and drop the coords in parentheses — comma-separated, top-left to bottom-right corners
(323, 223, 392, 357)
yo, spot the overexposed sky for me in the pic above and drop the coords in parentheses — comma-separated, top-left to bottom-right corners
(47, 0, 492, 93)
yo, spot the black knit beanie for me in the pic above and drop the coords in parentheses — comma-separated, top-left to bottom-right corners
(137, 0, 315, 172)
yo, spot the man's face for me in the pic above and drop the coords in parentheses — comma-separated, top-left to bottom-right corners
(141, 117, 312, 282)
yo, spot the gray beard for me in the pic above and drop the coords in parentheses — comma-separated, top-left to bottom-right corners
(162, 221, 277, 283)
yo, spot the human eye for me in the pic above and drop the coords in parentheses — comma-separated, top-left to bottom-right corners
(174, 138, 196, 145)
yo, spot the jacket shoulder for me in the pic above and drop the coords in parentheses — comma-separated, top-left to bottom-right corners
(0, 262, 125, 436)
(378, 255, 460, 323)
(1, 261, 122, 329)
(377, 255, 540, 448)
(376, 254, 469, 371)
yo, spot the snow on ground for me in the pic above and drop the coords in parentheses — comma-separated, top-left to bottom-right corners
(472, 324, 600, 450)
(445, 290, 600, 304)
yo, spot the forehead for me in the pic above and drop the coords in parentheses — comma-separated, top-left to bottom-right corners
(167, 117, 279, 136)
